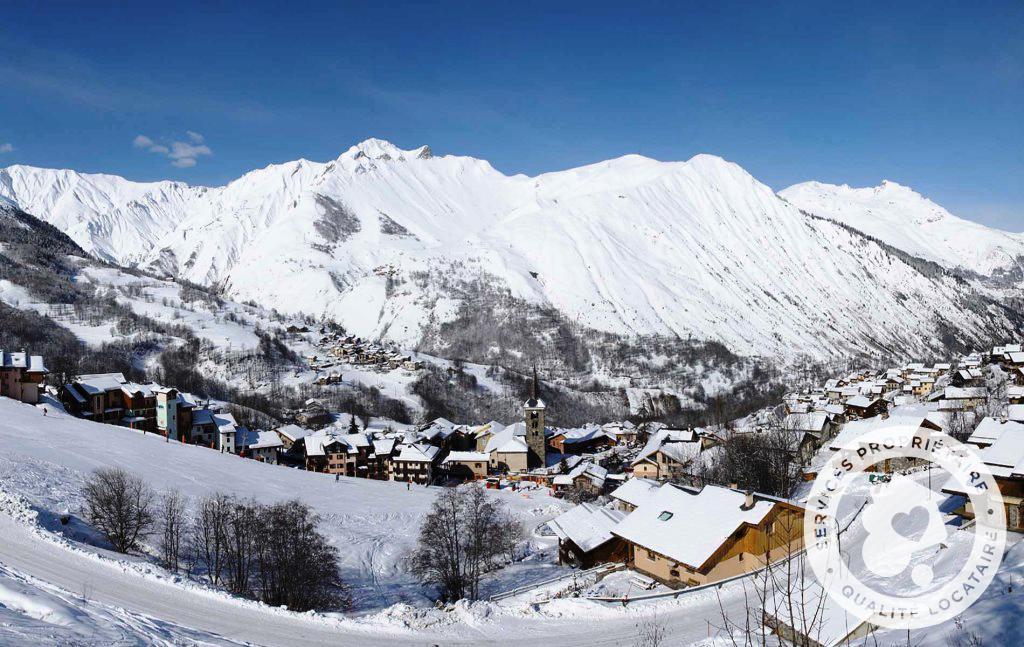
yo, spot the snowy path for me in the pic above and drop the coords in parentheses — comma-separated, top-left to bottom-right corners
(0, 510, 755, 646)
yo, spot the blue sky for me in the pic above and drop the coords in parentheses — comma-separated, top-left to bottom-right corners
(1, 1, 1021, 229)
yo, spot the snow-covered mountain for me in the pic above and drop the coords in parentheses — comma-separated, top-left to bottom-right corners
(780, 180, 1024, 276)
(2, 139, 1020, 361)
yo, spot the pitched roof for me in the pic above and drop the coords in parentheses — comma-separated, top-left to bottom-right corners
(548, 503, 626, 553)
(609, 477, 660, 508)
(967, 417, 1024, 446)
(442, 451, 490, 464)
(612, 484, 777, 570)
(276, 424, 313, 442)
(73, 373, 127, 395)
(241, 429, 284, 450)
(393, 442, 440, 463)
(0, 351, 47, 373)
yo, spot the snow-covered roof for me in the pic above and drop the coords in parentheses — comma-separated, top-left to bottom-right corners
(214, 412, 241, 435)
(121, 382, 156, 398)
(192, 408, 216, 427)
(241, 429, 283, 450)
(783, 412, 829, 433)
(276, 424, 313, 442)
(829, 413, 942, 452)
(0, 351, 47, 373)
(372, 438, 396, 457)
(442, 451, 490, 464)
(609, 477, 660, 508)
(845, 395, 879, 409)
(979, 425, 1024, 472)
(612, 484, 778, 569)
(394, 443, 440, 463)
(632, 428, 701, 466)
(944, 386, 987, 400)
(73, 373, 127, 395)
(485, 422, 528, 454)
(967, 417, 1024, 447)
(1009, 405, 1024, 423)
(548, 503, 626, 553)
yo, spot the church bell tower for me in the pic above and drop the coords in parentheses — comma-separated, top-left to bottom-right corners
(524, 368, 546, 469)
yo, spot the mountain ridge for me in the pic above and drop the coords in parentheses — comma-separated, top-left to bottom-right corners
(2, 140, 1021, 361)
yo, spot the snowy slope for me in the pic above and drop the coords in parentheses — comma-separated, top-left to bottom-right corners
(0, 398, 568, 612)
(3, 141, 1020, 359)
(781, 180, 1024, 275)
(1, 397, 1020, 646)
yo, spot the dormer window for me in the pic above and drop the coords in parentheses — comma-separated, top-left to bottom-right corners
(657, 511, 673, 522)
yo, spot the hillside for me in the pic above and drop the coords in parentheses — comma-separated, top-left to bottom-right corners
(3, 141, 1022, 366)
(781, 180, 1024, 278)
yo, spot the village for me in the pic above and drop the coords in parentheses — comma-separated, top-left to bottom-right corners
(2, 340, 1024, 640)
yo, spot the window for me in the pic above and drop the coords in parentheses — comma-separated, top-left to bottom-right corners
(669, 569, 680, 578)
(646, 549, 657, 560)
(657, 511, 673, 522)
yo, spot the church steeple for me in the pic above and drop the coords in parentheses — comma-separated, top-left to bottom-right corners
(524, 366, 546, 469)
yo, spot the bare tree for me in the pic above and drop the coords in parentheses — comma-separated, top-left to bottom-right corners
(410, 485, 522, 601)
(81, 467, 155, 553)
(224, 500, 259, 596)
(192, 493, 232, 586)
(159, 490, 186, 572)
(636, 611, 667, 647)
(253, 501, 350, 611)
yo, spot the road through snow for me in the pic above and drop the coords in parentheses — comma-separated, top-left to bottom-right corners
(0, 511, 752, 646)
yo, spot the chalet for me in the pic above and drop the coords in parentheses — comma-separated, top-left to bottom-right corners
(631, 428, 702, 480)
(441, 451, 490, 481)
(943, 423, 1024, 531)
(0, 350, 48, 405)
(471, 420, 506, 452)
(190, 408, 221, 448)
(782, 412, 837, 443)
(214, 412, 244, 454)
(62, 373, 129, 424)
(369, 438, 396, 479)
(611, 484, 804, 588)
(843, 395, 886, 420)
(609, 477, 660, 512)
(275, 424, 314, 451)
(951, 367, 986, 387)
(552, 461, 608, 496)
(942, 386, 988, 411)
(548, 503, 628, 568)
(1008, 385, 1024, 405)
(548, 427, 613, 455)
(295, 399, 332, 427)
(600, 421, 639, 445)
(391, 442, 440, 484)
(119, 382, 157, 431)
(239, 429, 283, 464)
(305, 431, 373, 476)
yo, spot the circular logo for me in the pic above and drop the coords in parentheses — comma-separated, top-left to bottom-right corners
(805, 421, 1006, 630)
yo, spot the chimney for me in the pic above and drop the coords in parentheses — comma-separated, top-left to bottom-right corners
(728, 482, 738, 490)
(741, 490, 755, 511)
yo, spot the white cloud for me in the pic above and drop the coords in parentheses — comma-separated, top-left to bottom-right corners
(132, 132, 212, 168)
(0, 143, 14, 153)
